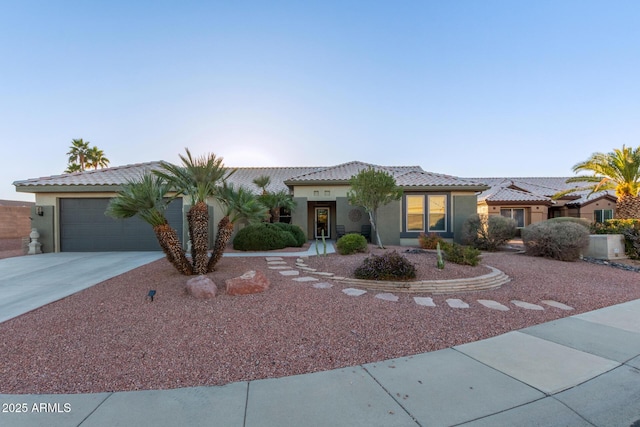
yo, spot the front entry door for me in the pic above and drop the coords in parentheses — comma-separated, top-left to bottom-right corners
(315, 207, 330, 239)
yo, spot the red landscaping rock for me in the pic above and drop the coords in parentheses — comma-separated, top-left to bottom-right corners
(185, 275, 217, 299)
(225, 270, 270, 296)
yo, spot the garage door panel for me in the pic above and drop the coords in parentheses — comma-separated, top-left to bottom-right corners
(60, 198, 183, 251)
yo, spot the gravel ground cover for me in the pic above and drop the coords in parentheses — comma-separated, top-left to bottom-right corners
(1, 244, 639, 394)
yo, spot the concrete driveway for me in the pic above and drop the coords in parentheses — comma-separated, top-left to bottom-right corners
(0, 252, 164, 323)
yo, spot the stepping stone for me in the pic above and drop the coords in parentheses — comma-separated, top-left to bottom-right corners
(375, 293, 399, 302)
(342, 288, 367, 297)
(296, 262, 308, 267)
(279, 270, 300, 276)
(413, 297, 436, 307)
(477, 299, 510, 311)
(313, 282, 333, 289)
(541, 300, 574, 311)
(292, 276, 318, 282)
(296, 258, 306, 263)
(446, 298, 469, 309)
(268, 266, 291, 270)
(511, 300, 544, 310)
(310, 271, 334, 277)
(298, 267, 317, 272)
(266, 257, 284, 261)
(267, 261, 288, 265)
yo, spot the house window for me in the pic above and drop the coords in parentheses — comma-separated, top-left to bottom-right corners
(594, 209, 613, 223)
(428, 195, 446, 231)
(406, 195, 424, 231)
(501, 208, 525, 228)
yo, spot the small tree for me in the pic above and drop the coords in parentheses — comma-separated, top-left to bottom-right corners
(347, 167, 403, 248)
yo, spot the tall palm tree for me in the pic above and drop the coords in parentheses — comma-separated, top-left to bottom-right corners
(154, 149, 234, 274)
(554, 145, 640, 219)
(66, 138, 91, 171)
(208, 184, 268, 272)
(105, 173, 192, 275)
(86, 146, 110, 170)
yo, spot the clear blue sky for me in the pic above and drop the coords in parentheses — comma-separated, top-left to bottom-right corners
(2, 1, 638, 202)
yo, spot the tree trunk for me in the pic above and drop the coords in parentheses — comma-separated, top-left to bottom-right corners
(615, 194, 640, 219)
(153, 223, 193, 275)
(369, 210, 384, 249)
(188, 201, 210, 275)
(271, 208, 280, 223)
(207, 216, 234, 272)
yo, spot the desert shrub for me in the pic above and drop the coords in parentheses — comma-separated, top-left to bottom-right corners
(336, 233, 368, 255)
(462, 214, 517, 251)
(522, 220, 590, 261)
(354, 250, 416, 280)
(418, 232, 444, 250)
(272, 222, 306, 246)
(547, 216, 591, 229)
(233, 223, 298, 251)
(440, 242, 481, 266)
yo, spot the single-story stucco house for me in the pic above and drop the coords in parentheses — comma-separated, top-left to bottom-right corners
(474, 177, 617, 228)
(13, 161, 489, 253)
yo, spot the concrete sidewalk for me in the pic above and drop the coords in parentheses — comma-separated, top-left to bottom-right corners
(2, 299, 639, 427)
(0, 252, 164, 323)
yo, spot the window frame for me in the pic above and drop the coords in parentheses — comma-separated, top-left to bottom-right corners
(427, 195, 447, 232)
(594, 209, 613, 223)
(500, 208, 526, 228)
(406, 195, 425, 232)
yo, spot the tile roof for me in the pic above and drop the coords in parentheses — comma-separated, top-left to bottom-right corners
(478, 187, 552, 204)
(284, 161, 424, 183)
(13, 162, 166, 187)
(395, 171, 488, 188)
(471, 177, 616, 206)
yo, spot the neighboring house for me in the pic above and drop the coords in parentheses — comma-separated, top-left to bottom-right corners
(13, 161, 488, 252)
(0, 199, 34, 239)
(473, 177, 617, 229)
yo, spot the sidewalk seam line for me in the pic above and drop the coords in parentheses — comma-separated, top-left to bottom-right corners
(77, 392, 113, 426)
(361, 365, 423, 427)
(243, 381, 250, 427)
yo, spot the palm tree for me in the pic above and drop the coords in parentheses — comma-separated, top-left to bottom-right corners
(554, 145, 640, 219)
(154, 149, 234, 274)
(64, 163, 83, 173)
(208, 184, 268, 272)
(105, 173, 192, 275)
(66, 138, 91, 171)
(252, 175, 271, 195)
(260, 189, 297, 223)
(86, 146, 110, 170)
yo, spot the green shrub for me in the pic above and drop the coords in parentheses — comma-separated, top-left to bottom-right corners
(522, 220, 590, 261)
(336, 233, 368, 255)
(272, 222, 307, 246)
(462, 214, 517, 251)
(233, 223, 298, 251)
(418, 232, 444, 250)
(440, 242, 481, 266)
(354, 250, 416, 280)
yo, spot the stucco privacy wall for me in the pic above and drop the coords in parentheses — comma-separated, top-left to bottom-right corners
(0, 206, 32, 239)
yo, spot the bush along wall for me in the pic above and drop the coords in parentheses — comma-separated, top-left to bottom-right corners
(591, 219, 640, 259)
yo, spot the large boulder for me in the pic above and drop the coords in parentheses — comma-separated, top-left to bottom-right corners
(225, 270, 270, 296)
(185, 275, 217, 299)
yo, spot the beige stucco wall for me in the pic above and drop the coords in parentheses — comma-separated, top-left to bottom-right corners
(483, 204, 549, 226)
(579, 199, 616, 222)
